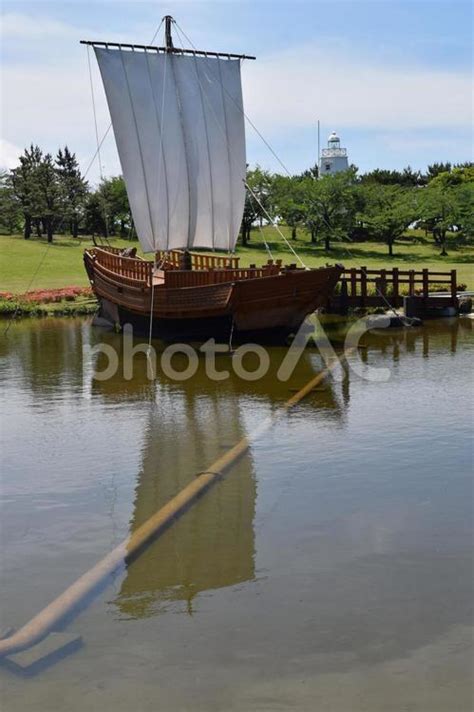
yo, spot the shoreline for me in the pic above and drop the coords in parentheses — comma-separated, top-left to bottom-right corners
(0, 286, 98, 318)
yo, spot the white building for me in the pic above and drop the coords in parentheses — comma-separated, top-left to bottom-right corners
(319, 131, 349, 176)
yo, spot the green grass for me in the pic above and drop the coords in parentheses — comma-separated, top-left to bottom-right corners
(1, 230, 473, 294)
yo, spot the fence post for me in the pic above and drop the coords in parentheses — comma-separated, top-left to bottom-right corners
(409, 270, 415, 296)
(422, 268, 429, 300)
(392, 267, 399, 306)
(350, 268, 357, 299)
(380, 269, 387, 297)
(339, 278, 349, 315)
(451, 270, 457, 304)
(360, 266, 367, 307)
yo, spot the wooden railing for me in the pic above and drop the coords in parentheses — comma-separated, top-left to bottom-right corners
(156, 250, 240, 271)
(88, 248, 153, 284)
(330, 267, 458, 310)
(164, 264, 281, 288)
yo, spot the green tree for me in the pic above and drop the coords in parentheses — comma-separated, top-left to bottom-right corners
(359, 184, 416, 256)
(56, 147, 88, 237)
(0, 171, 22, 234)
(272, 175, 305, 240)
(97, 176, 132, 236)
(360, 166, 422, 187)
(84, 191, 108, 237)
(301, 169, 358, 251)
(245, 166, 273, 230)
(10, 144, 43, 239)
(297, 163, 319, 180)
(425, 162, 452, 182)
(418, 183, 459, 255)
(240, 191, 257, 246)
(34, 153, 62, 242)
(455, 182, 474, 242)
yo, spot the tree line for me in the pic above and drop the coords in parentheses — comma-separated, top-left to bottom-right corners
(0, 145, 132, 243)
(244, 162, 473, 256)
(0, 144, 472, 256)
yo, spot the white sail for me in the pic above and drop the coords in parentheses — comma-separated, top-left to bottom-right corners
(94, 47, 246, 253)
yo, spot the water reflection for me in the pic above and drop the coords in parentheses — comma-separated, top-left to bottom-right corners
(90, 344, 345, 617)
(0, 315, 472, 711)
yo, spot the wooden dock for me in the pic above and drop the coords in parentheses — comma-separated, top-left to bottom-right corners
(328, 267, 458, 315)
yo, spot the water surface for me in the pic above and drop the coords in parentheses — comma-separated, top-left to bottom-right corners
(0, 316, 472, 711)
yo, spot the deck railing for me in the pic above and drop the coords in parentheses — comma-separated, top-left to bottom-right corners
(164, 264, 281, 288)
(156, 250, 241, 271)
(88, 248, 153, 284)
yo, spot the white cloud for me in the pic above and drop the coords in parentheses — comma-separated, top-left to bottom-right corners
(0, 139, 22, 170)
(243, 45, 472, 132)
(1, 13, 81, 39)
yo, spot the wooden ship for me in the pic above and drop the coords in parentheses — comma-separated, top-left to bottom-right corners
(83, 17, 342, 342)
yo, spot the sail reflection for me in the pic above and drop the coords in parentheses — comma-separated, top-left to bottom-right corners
(114, 392, 256, 618)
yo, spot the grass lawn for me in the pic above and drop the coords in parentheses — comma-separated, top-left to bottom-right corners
(1, 230, 473, 294)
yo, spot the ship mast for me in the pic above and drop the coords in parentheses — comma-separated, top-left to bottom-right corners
(164, 15, 174, 51)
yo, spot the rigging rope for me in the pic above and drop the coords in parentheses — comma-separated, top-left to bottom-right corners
(87, 45, 110, 239)
(87, 46, 104, 183)
(175, 20, 409, 319)
(318, 214, 413, 324)
(245, 181, 307, 268)
(173, 22, 300, 266)
(4, 19, 167, 339)
(173, 23, 275, 263)
(246, 190, 274, 260)
(173, 20, 292, 178)
(174, 19, 412, 321)
(82, 16, 165, 182)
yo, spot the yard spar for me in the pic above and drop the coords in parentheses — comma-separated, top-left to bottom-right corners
(82, 17, 343, 342)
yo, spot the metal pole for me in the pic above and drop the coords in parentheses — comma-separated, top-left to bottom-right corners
(317, 119, 320, 179)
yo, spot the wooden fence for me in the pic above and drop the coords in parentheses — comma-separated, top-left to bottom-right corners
(328, 267, 458, 312)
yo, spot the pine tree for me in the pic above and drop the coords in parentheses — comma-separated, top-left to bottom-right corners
(0, 171, 22, 234)
(35, 153, 61, 243)
(56, 147, 88, 237)
(10, 144, 43, 239)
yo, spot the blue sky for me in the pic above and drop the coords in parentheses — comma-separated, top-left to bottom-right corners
(1, 1, 472, 182)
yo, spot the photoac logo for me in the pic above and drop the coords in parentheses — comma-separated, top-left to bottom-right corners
(84, 314, 392, 384)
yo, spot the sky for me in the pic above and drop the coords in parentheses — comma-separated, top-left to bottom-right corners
(1, 0, 472, 184)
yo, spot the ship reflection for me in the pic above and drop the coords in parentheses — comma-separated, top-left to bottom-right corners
(3, 315, 468, 619)
(90, 347, 345, 619)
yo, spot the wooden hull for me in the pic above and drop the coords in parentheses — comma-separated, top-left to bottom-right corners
(84, 248, 343, 343)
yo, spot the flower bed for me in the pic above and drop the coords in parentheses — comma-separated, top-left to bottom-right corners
(0, 286, 93, 303)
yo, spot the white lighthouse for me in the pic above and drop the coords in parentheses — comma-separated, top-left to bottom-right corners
(319, 131, 349, 176)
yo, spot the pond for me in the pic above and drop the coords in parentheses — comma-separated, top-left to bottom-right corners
(0, 316, 472, 711)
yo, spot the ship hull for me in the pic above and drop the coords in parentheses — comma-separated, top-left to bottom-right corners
(85, 248, 343, 344)
(96, 299, 301, 344)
